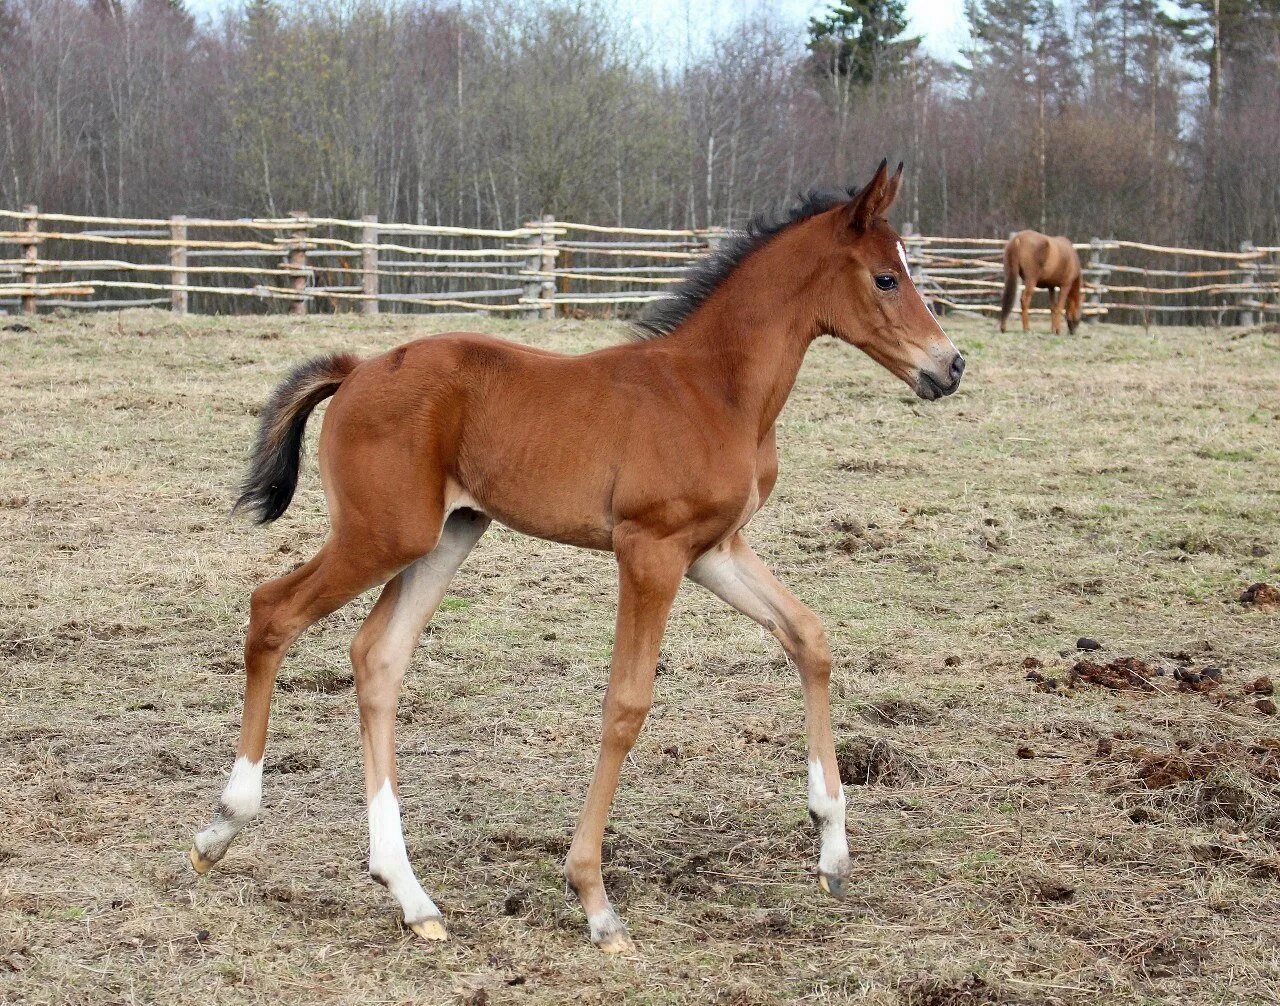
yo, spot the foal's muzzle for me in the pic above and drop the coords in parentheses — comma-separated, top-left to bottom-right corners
(914, 353, 965, 401)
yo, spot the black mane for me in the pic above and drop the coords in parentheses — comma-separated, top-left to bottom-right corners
(631, 188, 853, 340)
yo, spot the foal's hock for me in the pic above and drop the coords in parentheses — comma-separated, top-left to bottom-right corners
(190, 160, 965, 952)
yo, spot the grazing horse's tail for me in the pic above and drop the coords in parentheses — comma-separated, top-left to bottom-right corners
(999, 237, 1019, 328)
(234, 353, 361, 524)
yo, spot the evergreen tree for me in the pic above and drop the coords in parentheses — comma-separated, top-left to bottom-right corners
(807, 1, 920, 86)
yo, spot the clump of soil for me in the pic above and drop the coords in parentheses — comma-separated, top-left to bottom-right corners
(1243, 676, 1274, 696)
(858, 698, 940, 727)
(831, 516, 893, 553)
(1240, 582, 1280, 609)
(899, 974, 1003, 1006)
(1069, 656, 1159, 692)
(1136, 754, 1197, 789)
(268, 751, 320, 774)
(836, 737, 931, 787)
(1107, 740, 1280, 828)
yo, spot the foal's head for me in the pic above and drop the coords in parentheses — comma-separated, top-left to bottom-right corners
(818, 161, 964, 401)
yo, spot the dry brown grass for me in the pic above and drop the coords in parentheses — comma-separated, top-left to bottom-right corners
(1, 310, 1278, 1005)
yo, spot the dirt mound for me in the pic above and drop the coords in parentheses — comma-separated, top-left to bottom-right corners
(1105, 740, 1280, 829)
(1069, 656, 1159, 692)
(1122, 741, 1279, 789)
(1031, 652, 1267, 705)
(1240, 582, 1280, 608)
(857, 698, 940, 726)
(836, 737, 931, 787)
(899, 974, 1005, 1005)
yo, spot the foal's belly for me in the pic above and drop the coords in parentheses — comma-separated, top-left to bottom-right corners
(457, 455, 767, 556)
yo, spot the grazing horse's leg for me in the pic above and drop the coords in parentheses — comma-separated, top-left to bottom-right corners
(1050, 284, 1068, 336)
(348, 509, 490, 942)
(565, 530, 687, 953)
(191, 542, 393, 873)
(1019, 272, 1036, 333)
(688, 533, 851, 896)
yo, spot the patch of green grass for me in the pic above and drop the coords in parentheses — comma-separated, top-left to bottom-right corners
(1194, 447, 1257, 462)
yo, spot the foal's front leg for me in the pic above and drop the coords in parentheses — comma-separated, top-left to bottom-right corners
(565, 531, 686, 953)
(688, 533, 852, 897)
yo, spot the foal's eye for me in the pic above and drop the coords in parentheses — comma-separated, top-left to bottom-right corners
(874, 273, 899, 292)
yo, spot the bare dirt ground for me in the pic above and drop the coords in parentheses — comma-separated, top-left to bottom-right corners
(1, 311, 1278, 1005)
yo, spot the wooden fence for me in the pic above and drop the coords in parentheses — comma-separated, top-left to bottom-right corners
(2, 206, 1277, 325)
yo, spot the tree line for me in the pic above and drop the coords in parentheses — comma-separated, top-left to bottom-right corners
(1, 0, 1277, 248)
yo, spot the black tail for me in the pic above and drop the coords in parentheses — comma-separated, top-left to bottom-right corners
(999, 239, 1019, 328)
(233, 353, 360, 524)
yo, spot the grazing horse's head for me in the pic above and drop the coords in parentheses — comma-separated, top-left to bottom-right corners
(821, 160, 965, 401)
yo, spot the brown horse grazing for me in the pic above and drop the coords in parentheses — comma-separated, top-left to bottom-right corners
(189, 160, 964, 953)
(999, 229, 1083, 335)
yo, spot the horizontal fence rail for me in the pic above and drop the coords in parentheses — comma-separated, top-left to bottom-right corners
(2, 207, 1277, 325)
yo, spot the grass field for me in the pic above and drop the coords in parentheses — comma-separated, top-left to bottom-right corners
(1, 310, 1278, 1005)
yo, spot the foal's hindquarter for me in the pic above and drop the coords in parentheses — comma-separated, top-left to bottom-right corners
(191, 172, 963, 953)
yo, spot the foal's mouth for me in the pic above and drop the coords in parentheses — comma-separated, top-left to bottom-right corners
(914, 371, 960, 401)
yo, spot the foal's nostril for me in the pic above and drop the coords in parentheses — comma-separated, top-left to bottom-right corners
(949, 354, 966, 384)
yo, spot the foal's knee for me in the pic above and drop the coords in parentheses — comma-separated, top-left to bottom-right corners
(602, 691, 651, 749)
(788, 611, 832, 681)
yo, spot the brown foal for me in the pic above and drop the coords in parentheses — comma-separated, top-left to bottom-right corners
(190, 160, 965, 952)
(999, 229, 1083, 335)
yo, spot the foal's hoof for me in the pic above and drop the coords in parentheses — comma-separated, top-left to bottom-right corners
(588, 909, 635, 954)
(595, 928, 635, 955)
(408, 915, 449, 943)
(819, 871, 850, 900)
(188, 847, 215, 875)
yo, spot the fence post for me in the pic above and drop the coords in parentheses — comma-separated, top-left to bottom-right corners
(522, 219, 543, 319)
(1086, 237, 1107, 323)
(20, 204, 39, 317)
(361, 215, 379, 316)
(286, 210, 310, 316)
(1238, 240, 1258, 327)
(169, 215, 188, 316)
(539, 214, 556, 320)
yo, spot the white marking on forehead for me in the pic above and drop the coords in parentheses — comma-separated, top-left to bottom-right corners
(897, 241, 911, 274)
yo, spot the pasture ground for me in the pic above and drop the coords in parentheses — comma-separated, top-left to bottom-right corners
(1, 311, 1278, 1005)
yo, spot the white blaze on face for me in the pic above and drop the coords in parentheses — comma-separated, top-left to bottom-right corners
(368, 779, 441, 925)
(807, 759, 850, 875)
(898, 239, 960, 364)
(897, 240, 912, 276)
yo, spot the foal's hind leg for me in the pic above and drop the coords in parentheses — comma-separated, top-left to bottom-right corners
(349, 509, 489, 942)
(190, 543, 396, 873)
(688, 533, 851, 897)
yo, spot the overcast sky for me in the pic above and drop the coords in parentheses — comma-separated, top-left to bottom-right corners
(182, 1, 970, 61)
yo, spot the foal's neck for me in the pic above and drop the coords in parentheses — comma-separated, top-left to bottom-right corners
(661, 234, 824, 438)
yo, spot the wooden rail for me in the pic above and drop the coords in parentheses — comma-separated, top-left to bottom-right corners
(1, 207, 1276, 325)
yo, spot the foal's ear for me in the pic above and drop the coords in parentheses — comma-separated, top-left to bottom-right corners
(847, 159, 904, 232)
